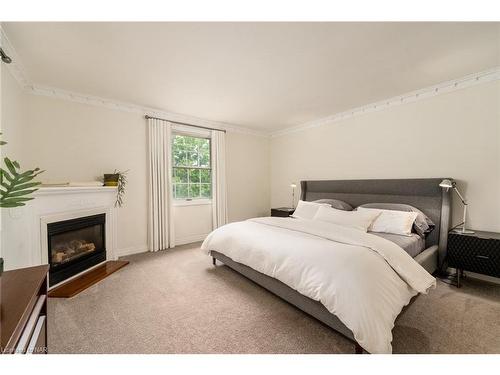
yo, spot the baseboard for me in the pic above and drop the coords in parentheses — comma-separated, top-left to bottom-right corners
(115, 245, 148, 257)
(175, 233, 208, 246)
(115, 236, 207, 257)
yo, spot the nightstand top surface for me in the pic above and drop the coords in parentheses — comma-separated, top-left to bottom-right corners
(449, 230, 500, 240)
(272, 207, 295, 212)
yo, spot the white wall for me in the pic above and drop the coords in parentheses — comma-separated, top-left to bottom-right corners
(226, 131, 270, 221)
(0, 64, 26, 164)
(22, 90, 149, 256)
(1, 68, 271, 262)
(1, 65, 28, 260)
(173, 204, 213, 245)
(271, 80, 500, 232)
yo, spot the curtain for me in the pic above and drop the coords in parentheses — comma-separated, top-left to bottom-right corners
(147, 118, 175, 251)
(211, 130, 228, 229)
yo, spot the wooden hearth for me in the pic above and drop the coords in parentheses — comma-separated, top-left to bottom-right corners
(48, 260, 129, 298)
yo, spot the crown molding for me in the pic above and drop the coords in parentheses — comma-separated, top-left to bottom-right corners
(3, 25, 498, 139)
(13, 66, 500, 140)
(0, 25, 32, 88)
(26, 84, 269, 137)
(270, 66, 500, 138)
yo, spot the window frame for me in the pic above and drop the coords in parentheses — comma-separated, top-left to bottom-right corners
(171, 129, 212, 205)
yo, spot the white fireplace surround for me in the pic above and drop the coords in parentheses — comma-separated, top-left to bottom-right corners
(0, 187, 118, 278)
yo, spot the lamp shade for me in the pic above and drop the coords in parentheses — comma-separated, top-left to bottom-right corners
(290, 183, 297, 189)
(439, 179, 454, 189)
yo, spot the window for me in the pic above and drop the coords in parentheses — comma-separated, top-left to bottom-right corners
(172, 134, 211, 200)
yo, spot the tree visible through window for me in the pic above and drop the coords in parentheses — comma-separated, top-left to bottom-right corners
(172, 134, 211, 199)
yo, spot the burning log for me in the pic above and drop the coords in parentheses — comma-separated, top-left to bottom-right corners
(52, 240, 96, 264)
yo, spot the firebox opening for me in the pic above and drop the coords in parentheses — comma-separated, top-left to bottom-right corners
(48, 213, 106, 286)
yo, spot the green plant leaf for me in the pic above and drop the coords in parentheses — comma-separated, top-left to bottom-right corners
(16, 174, 41, 184)
(113, 169, 129, 207)
(9, 181, 41, 192)
(0, 168, 14, 182)
(4, 158, 18, 176)
(2, 196, 34, 203)
(18, 169, 38, 178)
(5, 189, 38, 198)
(0, 202, 26, 207)
(0, 158, 44, 208)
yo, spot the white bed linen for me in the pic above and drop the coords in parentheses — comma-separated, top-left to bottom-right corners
(357, 206, 418, 236)
(313, 205, 380, 232)
(201, 217, 436, 354)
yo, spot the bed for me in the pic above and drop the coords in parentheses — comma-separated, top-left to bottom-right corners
(203, 178, 451, 353)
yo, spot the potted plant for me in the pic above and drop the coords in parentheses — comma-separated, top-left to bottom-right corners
(103, 173, 120, 186)
(104, 169, 128, 207)
(0, 132, 44, 274)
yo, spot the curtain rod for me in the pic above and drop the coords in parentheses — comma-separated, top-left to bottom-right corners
(144, 115, 226, 133)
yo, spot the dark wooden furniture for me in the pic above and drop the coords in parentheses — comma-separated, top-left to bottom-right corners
(447, 230, 500, 287)
(271, 207, 295, 217)
(49, 260, 129, 298)
(1, 265, 49, 354)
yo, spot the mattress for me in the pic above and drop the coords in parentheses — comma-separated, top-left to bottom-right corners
(371, 232, 425, 258)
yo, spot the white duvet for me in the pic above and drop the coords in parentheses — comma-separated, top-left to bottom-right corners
(201, 217, 436, 354)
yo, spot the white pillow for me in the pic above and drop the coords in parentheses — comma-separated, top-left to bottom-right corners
(357, 207, 419, 236)
(313, 205, 381, 232)
(291, 200, 330, 220)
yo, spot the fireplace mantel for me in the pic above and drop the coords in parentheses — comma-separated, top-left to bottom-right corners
(1, 186, 118, 274)
(35, 186, 117, 195)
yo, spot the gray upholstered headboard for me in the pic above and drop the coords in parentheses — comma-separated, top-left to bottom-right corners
(300, 178, 451, 267)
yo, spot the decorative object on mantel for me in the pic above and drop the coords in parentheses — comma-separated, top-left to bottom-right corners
(0, 132, 44, 274)
(69, 181, 103, 187)
(41, 181, 104, 187)
(40, 183, 71, 187)
(103, 173, 119, 186)
(103, 169, 128, 207)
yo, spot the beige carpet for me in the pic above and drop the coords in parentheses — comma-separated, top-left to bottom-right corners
(48, 242, 500, 354)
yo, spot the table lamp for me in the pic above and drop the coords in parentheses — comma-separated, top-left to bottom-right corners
(439, 179, 474, 234)
(290, 183, 297, 208)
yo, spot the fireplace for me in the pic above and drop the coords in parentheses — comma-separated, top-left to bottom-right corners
(48, 213, 106, 286)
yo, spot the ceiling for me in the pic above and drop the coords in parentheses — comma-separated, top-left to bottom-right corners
(3, 22, 500, 131)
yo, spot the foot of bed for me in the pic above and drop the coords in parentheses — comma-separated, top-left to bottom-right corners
(354, 343, 363, 354)
(212, 257, 216, 266)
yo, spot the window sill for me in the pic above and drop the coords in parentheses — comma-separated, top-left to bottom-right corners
(173, 199, 212, 207)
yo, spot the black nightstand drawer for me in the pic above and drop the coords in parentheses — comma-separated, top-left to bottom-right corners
(447, 232, 500, 278)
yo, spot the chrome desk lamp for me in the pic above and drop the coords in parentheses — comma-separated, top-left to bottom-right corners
(439, 179, 474, 234)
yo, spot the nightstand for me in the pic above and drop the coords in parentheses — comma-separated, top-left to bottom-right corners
(271, 207, 295, 217)
(447, 230, 500, 287)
